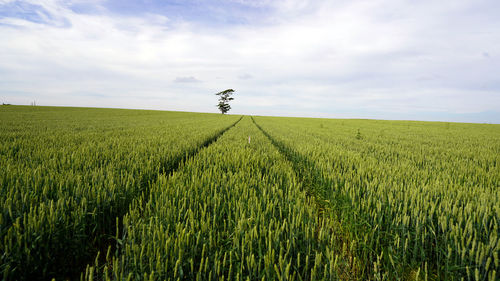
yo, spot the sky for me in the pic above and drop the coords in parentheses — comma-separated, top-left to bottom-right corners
(1, 0, 499, 123)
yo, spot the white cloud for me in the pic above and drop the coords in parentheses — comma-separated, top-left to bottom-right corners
(238, 74, 253, 80)
(174, 76, 201, 83)
(0, 0, 499, 122)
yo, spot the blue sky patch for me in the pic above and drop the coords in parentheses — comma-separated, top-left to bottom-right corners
(98, 0, 273, 26)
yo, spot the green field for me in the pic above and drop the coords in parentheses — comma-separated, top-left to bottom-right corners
(1, 106, 498, 280)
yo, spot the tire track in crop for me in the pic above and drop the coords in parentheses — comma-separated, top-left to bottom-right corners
(142, 116, 243, 210)
(159, 116, 243, 176)
(251, 116, 357, 212)
(251, 116, 363, 279)
(251, 116, 331, 207)
(77, 116, 243, 280)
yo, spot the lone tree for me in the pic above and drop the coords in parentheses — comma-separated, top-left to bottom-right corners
(216, 89, 235, 114)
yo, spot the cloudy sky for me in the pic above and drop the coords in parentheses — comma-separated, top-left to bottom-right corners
(1, 0, 499, 123)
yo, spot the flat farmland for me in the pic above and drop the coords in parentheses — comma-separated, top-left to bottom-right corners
(0, 106, 498, 280)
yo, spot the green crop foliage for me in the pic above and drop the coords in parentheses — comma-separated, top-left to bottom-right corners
(253, 116, 499, 280)
(0, 106, 240, 280)
(83, 116, 359, 280)
(1, 106, 498, 280)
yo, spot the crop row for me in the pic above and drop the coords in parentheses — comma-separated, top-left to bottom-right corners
(1, 106, 497, 280)
(0, 106, 240, 280)
(253, 116, 499, 280)
(83, 116, 360, 280)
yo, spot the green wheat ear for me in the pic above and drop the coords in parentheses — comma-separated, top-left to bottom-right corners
(1, 107, 497, 281)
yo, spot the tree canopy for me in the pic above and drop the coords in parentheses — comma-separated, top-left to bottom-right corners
(215, 89, 235, 114)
